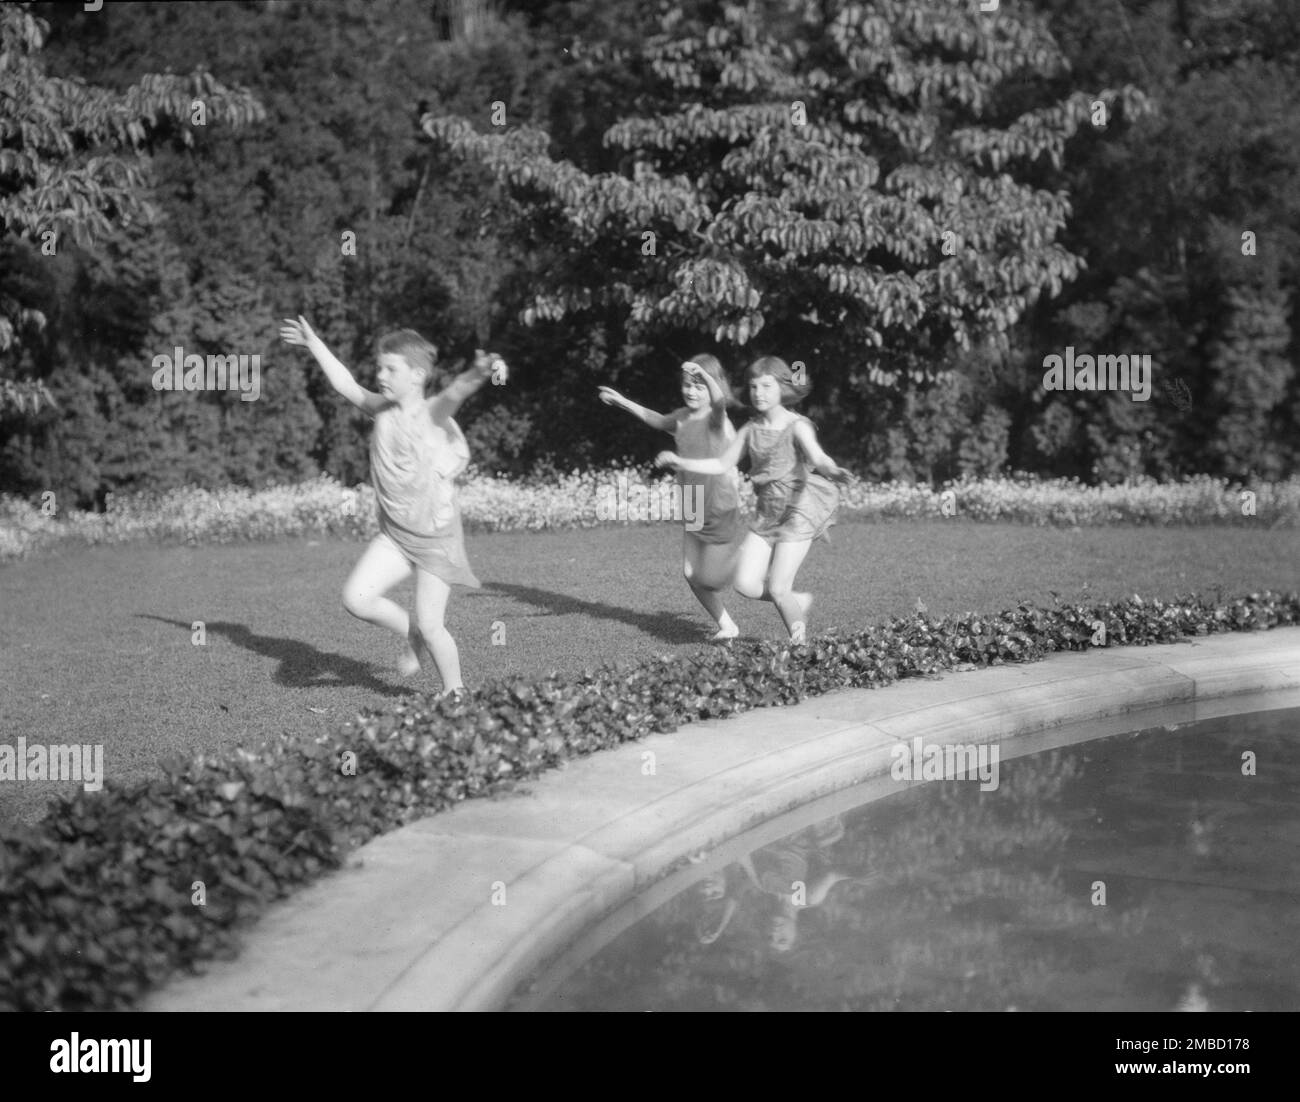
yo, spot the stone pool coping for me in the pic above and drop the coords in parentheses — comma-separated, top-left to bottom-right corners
(145, 627, 1300, 1012)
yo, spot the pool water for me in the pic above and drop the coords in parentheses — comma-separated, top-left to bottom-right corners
(516, 706, 1300, 1011)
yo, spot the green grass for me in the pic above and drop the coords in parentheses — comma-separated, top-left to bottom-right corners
(2, 518, 1297, 831)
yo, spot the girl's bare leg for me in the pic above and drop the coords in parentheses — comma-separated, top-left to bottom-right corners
(412, 567, 462, 693)
(731, 532, 774, 601)
(767, 539, 814, 641)
(342, 536, 418, 667)
(683, 532, 739, 638)
(695, 537, 741, 591)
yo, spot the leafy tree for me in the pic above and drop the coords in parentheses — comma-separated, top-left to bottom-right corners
(1206, 278, 1292, 481)
(40, 0, 562, 483)
(0, 2, 262, 419)
(422, 0, 1152, 466)
(2, 213, 325, 499)
(14, 0, 1297, 487)
(1017, 0, 1300, 481)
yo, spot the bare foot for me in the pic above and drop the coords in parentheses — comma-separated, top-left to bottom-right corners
(789, 593, 813, 643)
(398, 624, 423, 676)
(711, 624, 740, 641)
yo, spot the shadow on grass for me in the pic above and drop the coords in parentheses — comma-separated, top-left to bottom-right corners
(484, 581, 707, 644)
(138, 615, 409, 698)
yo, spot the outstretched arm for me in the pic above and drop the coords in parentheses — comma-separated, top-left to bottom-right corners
(697, 897, 737, 945)
(736, 854, 762, 889)
(792, 420, 852, 482)
(656, 423, 749, 474)
(806, 871, 852, 907)
(597, 387, 681, 434)
(430, 350, 501, 420)
(280, 316, 386, 416)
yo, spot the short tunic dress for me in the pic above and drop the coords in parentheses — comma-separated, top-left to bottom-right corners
(750, 842, 811, 897)
(745, 414, 839, 544)
(673, 413, 742, 545)
(370, 403, 481, 588)
(750, 818, 841, 895)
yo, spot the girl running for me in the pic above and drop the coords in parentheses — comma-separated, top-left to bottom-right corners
(598, 355, 743, 639)
(655, 356, 849, 644)
(280, 316, 503, 695)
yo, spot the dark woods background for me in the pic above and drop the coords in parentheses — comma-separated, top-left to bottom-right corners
(2, 0, 1298, 506)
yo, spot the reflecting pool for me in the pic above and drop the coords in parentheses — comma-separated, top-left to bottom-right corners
(513, 706, 1300, 1011)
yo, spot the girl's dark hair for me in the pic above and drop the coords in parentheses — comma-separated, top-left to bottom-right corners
(746, 355, 811, 405)
(378, 329, 438, 387)
(683, 352, 737, 405)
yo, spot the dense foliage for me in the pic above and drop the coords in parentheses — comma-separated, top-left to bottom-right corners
(425, 0, 1151, 462)
(0, 3, 263, 415)
(2, 586, 1297, 1010)
(2, 0, 1298, 500)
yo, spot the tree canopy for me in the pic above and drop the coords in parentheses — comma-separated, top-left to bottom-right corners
(426, 1, 1151, 371)
(1, 0, 1297, 501)
(0, 3, 262, 413)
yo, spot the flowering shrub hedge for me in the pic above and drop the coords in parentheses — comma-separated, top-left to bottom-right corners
(846, 473, 1300, 526)
(2, 471, 1297, 563)
(1, 588, 1297, 1011)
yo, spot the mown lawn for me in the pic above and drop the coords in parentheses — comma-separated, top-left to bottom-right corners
(2, 518, 1297, 830)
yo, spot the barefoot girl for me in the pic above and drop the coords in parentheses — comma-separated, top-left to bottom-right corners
(599, 355, 743, 639)
(280, 316, 503, 695)
(656, 356, 849, 644)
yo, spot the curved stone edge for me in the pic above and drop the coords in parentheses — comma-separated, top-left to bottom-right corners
(144, 628, 1300, 1012)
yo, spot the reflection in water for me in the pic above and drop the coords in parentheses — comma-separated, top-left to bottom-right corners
(695, 815, 867, 954)
(524, 708, 1300, 1011)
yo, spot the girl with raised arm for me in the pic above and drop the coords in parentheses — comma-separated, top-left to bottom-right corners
(656, 356, 849, 644)
(598, 355, 744, 639)
(280, 316, 503, 695)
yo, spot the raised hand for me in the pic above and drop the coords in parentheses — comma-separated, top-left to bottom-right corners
(279, 315, 317, 348)
(471, 349, 508, 382)
(597, 386, 626, 408)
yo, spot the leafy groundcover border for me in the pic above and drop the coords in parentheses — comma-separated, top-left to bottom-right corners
(2, 590, 1298, 1010)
